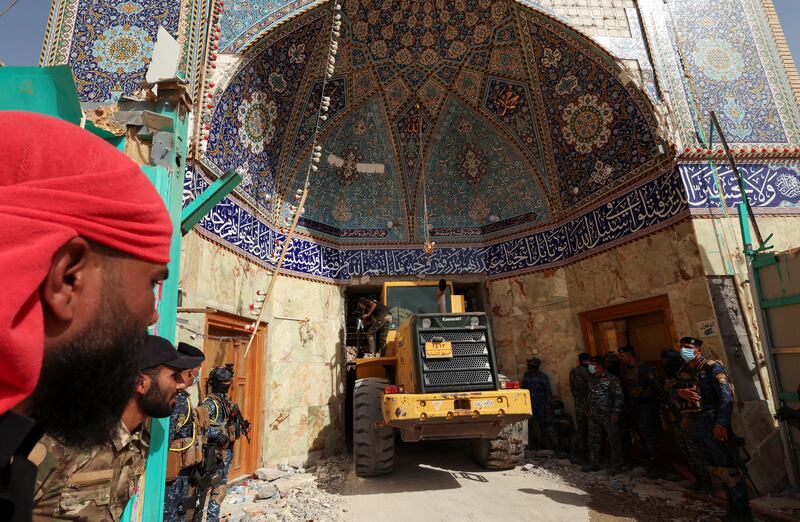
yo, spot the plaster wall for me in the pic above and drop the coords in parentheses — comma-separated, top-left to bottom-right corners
(177, 231, 346, 467)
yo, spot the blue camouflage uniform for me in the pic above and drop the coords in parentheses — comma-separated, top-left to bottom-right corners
(203, 392, 233, 522)
(569, 364, 590, 460)
(522, 368, 552, 449)
(586, 371, 624, 471)
(164, 390, 194, 522)
(678, 358, 749, 516)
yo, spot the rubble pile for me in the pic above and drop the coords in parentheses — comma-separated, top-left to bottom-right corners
(220, 456, 349, 522)
(519, 451, 725, 521)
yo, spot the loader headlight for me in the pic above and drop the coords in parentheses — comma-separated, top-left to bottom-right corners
(422, 318, 431, 328)
(470, 316, 480, 327)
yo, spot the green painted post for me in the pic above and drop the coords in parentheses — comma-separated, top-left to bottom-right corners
(119, 81, 193, 522)
(738, 201, 752, 255)
(181, 169, 242, 235)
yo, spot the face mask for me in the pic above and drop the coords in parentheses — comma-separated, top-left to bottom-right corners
(554, 409, 562, 416)
(588, 364, 596, 374)
(680, 347, 696, 362)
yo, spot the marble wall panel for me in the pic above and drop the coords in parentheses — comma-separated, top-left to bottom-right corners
(177, 231, 346, 466)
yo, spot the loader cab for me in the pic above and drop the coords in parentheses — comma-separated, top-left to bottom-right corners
(381, 281, 465, 356)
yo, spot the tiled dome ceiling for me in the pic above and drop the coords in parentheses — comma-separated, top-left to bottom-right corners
(205, 0, 673, 246)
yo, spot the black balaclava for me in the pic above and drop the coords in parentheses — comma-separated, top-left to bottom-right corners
(207, 364, 234, 395)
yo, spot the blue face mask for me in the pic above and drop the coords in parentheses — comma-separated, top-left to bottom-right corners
(588, 364, 596, 374)
(554, 409, 562, 416)
(680, 347, 696, 362)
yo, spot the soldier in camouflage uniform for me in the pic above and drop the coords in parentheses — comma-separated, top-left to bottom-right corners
(31, 336, 199, 521)
(522, 357, 552, 450)
(583, 355, 624, 474)
(673, 337, 750, 521)
(163, 343, 206, 522)
(203, 365, 237, 522)
(31, 422, 148, 521)
(569, 352, 591, 462)
(544, 399, 575, 457)
(660, 348, 712, 492)
(618, 346, 663, 476)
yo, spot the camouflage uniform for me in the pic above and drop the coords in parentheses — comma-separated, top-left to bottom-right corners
(544, 403, 575, 455)
(677, 358, 749, 516)
(364, 300, 392, 357)
(621, 361, 661, 469)
(522, 369, 552, 449)
(31, 422, 147, 521)
(203, 392, 234, 522)
(569, 364, 590, 459)
(586, 372, 624, 470)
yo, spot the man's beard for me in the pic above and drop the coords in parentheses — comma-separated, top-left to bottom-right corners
(139, 378, 174, 418)
(29, 288, 147, 448)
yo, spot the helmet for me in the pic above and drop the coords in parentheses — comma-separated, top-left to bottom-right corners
(207, 364, 234, 394)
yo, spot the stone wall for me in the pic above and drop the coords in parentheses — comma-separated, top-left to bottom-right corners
(489, 220, 715, 413)
(177, 231, 346, 466)
(489, 216, 799, 492)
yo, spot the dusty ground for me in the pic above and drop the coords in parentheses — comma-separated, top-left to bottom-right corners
(220, 440, 800, 522)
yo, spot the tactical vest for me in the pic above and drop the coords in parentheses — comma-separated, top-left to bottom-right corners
(671, 372, 702, 414)
(622, 364, 643, 399)
(166, 405, 210, 481)
(208, 394, 237, 441)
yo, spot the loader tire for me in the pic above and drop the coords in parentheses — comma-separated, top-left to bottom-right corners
(353, 377, 395, 477)
(471, 421, 525, 469)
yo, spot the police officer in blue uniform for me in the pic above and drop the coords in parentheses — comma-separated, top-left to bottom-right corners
(203, 365, 237, 522)
(674, 337, 751, 521)
(522, 357, 552, 449)
(163, 343, 206, 522)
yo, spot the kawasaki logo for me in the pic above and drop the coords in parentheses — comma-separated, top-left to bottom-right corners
(441, 317, 462, 321)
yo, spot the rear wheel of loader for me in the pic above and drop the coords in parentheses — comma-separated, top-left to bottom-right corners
(353, 377, 395, 477)
(471, 421, 525, 469)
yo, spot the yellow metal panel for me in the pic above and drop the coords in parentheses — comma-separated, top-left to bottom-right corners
(451, 295, 465, 313)
(381, 389, 531, 428)
(355, 357, 396, 381)
(394, 318, 417, 392)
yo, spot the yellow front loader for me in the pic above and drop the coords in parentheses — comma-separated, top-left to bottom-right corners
(351, 282, 531, 477)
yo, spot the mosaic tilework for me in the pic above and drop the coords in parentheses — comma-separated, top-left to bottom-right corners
(667, 0, 784, 144)
(187, 160, 800, 281)
(185, 164, 693, 280)
(54, 0, 181, 102)
(286, 96, 407, 243)
(205, 14, 328, 212)
(421, 96, 550, 237)
(638, 0, 800, 146)
(518, 9, 665, 210)
(212, 0, 669, 247)
(680, 162, 800, 210)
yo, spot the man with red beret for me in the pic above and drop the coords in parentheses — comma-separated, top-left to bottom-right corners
(0, 111, 173, 520)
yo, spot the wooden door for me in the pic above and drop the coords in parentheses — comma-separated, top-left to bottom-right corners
(579, 295, 677, 357)
(201, 312, 265, 479)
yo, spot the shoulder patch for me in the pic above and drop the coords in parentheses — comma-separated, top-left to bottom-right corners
(716, 372, 728, 385)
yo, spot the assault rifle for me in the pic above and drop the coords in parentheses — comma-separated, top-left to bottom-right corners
(229, 403, 252, 443)
(186, 441, 224, 522)
(724, 432, 760, 497)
